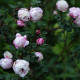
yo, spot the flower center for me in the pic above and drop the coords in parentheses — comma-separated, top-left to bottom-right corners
(20, 68, 25, 73)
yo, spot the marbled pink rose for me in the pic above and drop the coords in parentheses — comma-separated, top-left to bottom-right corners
(56, 0, 69, 12)
(0, 58, 13, 69)
(13, 60, 30, 77)
(13, 33, 29, 49)
(68, 7, 80, 18)
(30, 7, 43, 22)
(18, 8, 30, 22)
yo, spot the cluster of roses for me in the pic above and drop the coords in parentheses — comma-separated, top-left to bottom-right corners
(0, 51, 43, 77)
(0, 7, 44, 77)
(56, 0, 80, 27)
(17, 7, 43, 27)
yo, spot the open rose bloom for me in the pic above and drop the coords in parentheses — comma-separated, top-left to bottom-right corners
(30, 7, 43, 22)
(0, 58, 13, 69)
(56, 0, 69, 12)
(13, 33, 29, 49)
(35, 52, 43, 61)
(18, 8, 30, 22)
(13, 60, 30, 77)
(68, 7, 80, 18)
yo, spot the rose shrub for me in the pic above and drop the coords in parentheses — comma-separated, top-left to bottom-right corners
(0, 0, 80, 80)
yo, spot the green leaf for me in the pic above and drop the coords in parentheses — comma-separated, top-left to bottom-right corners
(8, 4, 17, 8)
(71, 0, 75, 5)
(31, 0, 41, 5)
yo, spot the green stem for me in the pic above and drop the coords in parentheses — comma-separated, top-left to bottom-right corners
(63, 55, 66, 80)
(29, 0, 31, 9)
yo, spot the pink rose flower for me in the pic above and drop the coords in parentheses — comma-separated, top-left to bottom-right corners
(17, 20, 26, 27)
(68, 7, 80, 18)
(36, 38, 44, 45)
(13, 33, 29, 49)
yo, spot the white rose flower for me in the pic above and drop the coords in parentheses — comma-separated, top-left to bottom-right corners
(18, 8, 30, 22)
(56, 0, 69, 12)
(30, 7, 43, 22)
(13, 60, 30, 77)
(0, 58, 13, 69)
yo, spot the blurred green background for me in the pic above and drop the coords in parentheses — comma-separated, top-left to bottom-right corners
(0, 0, 80, 80)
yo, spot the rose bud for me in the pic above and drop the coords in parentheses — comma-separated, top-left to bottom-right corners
(0, 58, 13, 69)
(30, 7, 43, 22)
(4, 51, 13, 59)
(34, 52, 43, 61)
(36, 38, 44, 45)
(67, 7, 80, 18)
(18, 8, 30, 22)
(17, 20, 26, 27)
(13, 33, 29, 49)
(56, 0, 69, 12)
(13, 60, 30, 77)
(53, 10, 58, 15)
(74, 16, 80, 27)
(36, 30, 41, 35)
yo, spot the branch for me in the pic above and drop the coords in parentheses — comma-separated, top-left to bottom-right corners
(47, 27, 60, 35)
